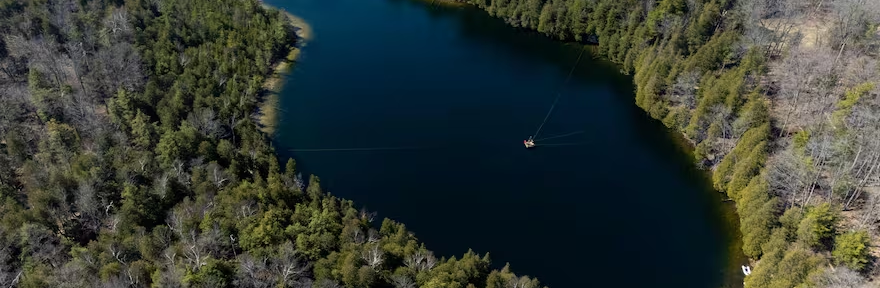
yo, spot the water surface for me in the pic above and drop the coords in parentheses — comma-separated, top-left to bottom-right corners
(267, 0, 746, 286)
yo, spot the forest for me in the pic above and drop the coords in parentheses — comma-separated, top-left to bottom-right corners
(0, 0, 541, 287)
(454, 0, 880, 286)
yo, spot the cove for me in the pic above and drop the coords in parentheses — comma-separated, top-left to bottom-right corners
(266, 0, 747, 287)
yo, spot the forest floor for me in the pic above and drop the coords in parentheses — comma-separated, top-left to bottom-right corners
(256, 9, 312, 135)
(763, 9, 880, 279)
(759, 12, 830, 49)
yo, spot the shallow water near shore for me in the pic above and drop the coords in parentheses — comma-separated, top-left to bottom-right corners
(267, 0, 747, 286)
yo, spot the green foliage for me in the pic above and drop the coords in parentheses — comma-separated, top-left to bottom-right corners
(44, 119, 80, 154)
(793, 130, 810, 152)
(685, 31, 738, 73)
(120, 183, 164, 227)
(183, 258, 234, 287)
(685, 2, 720, 50)
(779, 208, 805, 241)
(832, 82, 875, 128)
(155, 123, 198, 169)
(27, 68, 58, 122)
(662, 105, 691, 130)
(130, 110, 156, 149)
(727, 141, 768, 200)
(288, 200, 344, 259)
(357, 266, 378, 287)
(738, 176, 779, 258)
(767, 246, 826, 288)
(0, 0, 542, 286)
(466, 0, 834, 282)
(108, 89, 138, 127)
(217, 139, 235, 161)
(422, 250, 491, 288)
(791, 129, 815, 166)
(733, 94, 769, 135)
(486, 264, 544, 288)
(745, 228, 826, 288)
(240, 207, 290, 250)
(744, 229, 787, 287)
(797, 203, 839, 250)
(457, 0, 871, 286)
(713, 124, 770, 194)
(832, 230, 870, 271)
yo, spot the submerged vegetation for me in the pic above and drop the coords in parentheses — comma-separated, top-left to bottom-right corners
(451, 0, 880, 286)
(0, 0, 540, 287)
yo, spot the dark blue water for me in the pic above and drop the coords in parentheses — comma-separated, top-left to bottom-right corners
(268, 0, 745, 287)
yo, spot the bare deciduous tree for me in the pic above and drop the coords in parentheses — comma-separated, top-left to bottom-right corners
(774, 45, 835, 133)
(808, 266, 871, 288)
(359, 207, 376, 223)
(274, 242, 310, 286)
(858, 192, 880, 228)
(89, 42, 143, 97)
(155, 173, 170, 199)
(75, 180, 103, 234)
(237, 200, 258, 219)
(767, 149, 811, 206)
(0, 84, 28, 138)
(0, 229, 21, 288)
(313, 279, 341, 288)
(367, 228, 379, 243)
(840, 54, 878, 88)
(361, 244, 384, 269)
(202, 224, 233, 258)
(153, 263, 185, 288)
(171, 159, 191, 185)
(51, 261, 98, 288)
(188, 108, 224, 139)
(237, 253, 274, 288)
(670, 70, 700, 108)
(103, 8, 133, 44)
(404, 250, 436, 272)
(710, 104, 734, 138)
(236, 242, 310, 287)
(352, 227, 365, 245)
(183, 230, 208, 271)
(828, 0, 880, 54)
(64, 41, 89, 95)
(22, 224, 68, 268)
(294, 172, 305, 192)
(98, 274, 131, 288)
(391, 274, 416, 288)
(208, 161, 228, 188)
(739, 0, 810, 55)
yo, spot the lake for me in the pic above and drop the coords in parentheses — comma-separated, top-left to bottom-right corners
(266, 0, 747, 286)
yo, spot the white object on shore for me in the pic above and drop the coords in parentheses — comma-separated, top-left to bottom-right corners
(742, 265, 752, 276)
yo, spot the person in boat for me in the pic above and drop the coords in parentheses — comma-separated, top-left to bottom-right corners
(524, 136, 536, 148)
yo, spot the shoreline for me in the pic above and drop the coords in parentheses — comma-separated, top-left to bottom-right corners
(256, 6, 313, 135)
(430, 0, 748, 285)
(417, 0, 470, 8)
(430, 0, 470, 7)
(257, 2, 746, 286)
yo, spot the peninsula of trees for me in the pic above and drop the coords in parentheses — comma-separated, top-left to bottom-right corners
(0, 0, 541, 287)
(453, 0, 880, 286)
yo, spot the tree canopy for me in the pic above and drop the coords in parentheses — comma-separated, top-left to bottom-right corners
(457, 0, 880, 286)
(0, 0, 543, 287)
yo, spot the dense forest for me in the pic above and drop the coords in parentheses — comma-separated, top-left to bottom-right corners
(452, 0, 880, 286)
(0, 0, 542, 287)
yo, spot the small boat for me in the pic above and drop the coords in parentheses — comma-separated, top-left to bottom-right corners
(741, 265, 752, 276)
(524, 136, 536, 148)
